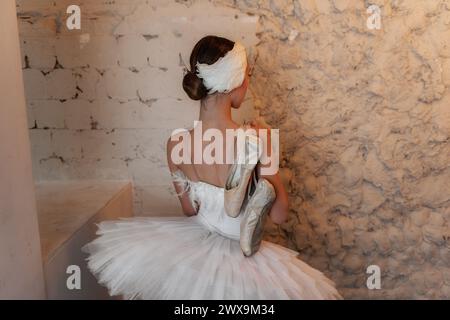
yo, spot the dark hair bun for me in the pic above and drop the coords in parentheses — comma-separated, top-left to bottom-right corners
(182, 36, 234, 100)
(182, 71, 208, 100)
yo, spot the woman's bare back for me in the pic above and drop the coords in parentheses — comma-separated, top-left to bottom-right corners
(174, 122, 241, 188)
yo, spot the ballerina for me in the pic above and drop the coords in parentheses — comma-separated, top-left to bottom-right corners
(82, 35, 342, 300)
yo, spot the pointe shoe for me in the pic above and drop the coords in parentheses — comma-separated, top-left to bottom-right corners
(224, 133, 261, 218)
(240, 175, 276, 257)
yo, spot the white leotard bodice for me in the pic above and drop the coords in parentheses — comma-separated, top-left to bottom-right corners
(172, 171, 241, 240)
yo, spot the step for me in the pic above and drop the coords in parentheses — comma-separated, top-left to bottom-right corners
(35, 180, 133, 299)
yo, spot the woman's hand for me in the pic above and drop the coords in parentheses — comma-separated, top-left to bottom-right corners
(244, 119, 270, 132)
(246, 121, 288, 225)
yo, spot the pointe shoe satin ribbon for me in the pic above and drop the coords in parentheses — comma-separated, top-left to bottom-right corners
(224, 131, 261, 218)
(240, 175, 276, 257)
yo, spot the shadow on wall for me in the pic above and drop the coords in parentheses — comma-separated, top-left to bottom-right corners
(0, 0, 45, 299)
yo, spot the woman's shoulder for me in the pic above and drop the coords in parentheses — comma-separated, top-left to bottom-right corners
(240, 120, 272, 144)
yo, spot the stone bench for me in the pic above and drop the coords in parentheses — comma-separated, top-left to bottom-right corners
(35, 180, 133, 299)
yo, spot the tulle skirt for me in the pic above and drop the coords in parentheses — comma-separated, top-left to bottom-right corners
(82, 216, 342, 300)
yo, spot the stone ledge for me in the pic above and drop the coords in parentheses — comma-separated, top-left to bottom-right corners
(35, 179, 132, 262)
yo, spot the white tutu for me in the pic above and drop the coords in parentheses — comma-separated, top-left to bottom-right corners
(83, 215, 342, 300)
(83, 170, 342, 300)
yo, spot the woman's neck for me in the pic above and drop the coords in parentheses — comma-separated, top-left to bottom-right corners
(198, 94, 234, 129)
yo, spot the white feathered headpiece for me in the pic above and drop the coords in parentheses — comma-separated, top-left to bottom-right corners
(195, 41, 248, 94)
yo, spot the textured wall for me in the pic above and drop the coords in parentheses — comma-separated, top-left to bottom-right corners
(17, 0, 450, 299)
(228, 0, 450, 299)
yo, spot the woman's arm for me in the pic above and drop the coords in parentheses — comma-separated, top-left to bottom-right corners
(258, 165, 289, 224)
(252, 123, 289, 225)
(166, 137, 198, 216)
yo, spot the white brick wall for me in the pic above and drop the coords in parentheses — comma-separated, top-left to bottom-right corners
(17, 0, 258, 218)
